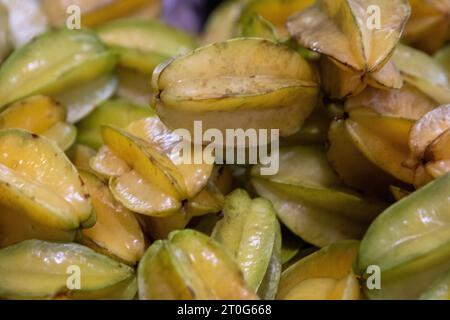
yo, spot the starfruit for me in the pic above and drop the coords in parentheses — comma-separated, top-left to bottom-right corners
(212, 189, 282, 299)
(0, 95, 76, 150)
(288, 0, 410, 71)
(0, 240, 136, 299)
(101, 126, 187, 213)
(137, 229, 258, 300)
(251, 146, 387, 247)
(0, 129, 93, 247)
(152, 38, 319, 138)
(0, 29, 118, 122)
(80, 171, 145, 265)
(287, 0, 410, 98)
(277, 241, 361, 300)
(90, 116, 213, 216)
(42, 0, 162, 28)
(123, 117, 212, 200)
(98, 19, 196, 75)
(357, 173, 450, 299)
(346, 109, 415, 184)
(97, 20, 195, 110)
(393, 44, 450, 105)
(403, 0, 450, 54)
(77, 99, 154, 150)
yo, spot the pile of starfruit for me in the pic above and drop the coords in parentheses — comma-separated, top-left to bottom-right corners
(0, 0, 450, 301)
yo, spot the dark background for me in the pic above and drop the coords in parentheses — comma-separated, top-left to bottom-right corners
(163, 0, 223, 33)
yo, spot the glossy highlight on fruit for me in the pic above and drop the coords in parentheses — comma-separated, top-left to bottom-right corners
(152, 38, 319, 138)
